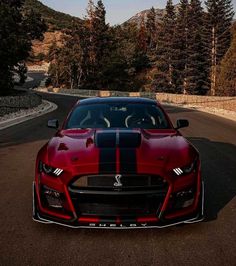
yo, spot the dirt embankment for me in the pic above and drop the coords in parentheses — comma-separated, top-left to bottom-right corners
(31, 30, 63, 57)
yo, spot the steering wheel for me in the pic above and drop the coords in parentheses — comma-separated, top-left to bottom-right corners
(126, 115, 154, 128)
(80, 117, 110, 128)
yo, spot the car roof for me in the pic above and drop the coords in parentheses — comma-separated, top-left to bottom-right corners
(78, 97, 157, 106)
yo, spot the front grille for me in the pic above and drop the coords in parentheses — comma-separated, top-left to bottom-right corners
(71, 174, 167, 189)
(69, 174, 168, 217)
(70, 193, 164, 216)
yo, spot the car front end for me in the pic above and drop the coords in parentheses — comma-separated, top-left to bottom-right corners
(33, 128, 204, 229)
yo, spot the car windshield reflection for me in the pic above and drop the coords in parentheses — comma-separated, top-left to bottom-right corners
(65, 103, 171, 129)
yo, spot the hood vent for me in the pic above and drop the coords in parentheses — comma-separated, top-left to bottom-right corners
(95, 130, 141, 148)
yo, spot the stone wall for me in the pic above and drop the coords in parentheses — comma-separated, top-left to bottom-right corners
(43, 87, 236, 112)
(156, 93, 236, 112)
(0, 93, 42, 117)
(27, 63, 49, 72)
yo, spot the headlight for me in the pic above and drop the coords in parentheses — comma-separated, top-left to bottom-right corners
(173, 158, 198, 176)
(39, 161, 63, 177)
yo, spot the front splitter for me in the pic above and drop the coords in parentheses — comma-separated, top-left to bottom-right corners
(32, 181, 205, 229)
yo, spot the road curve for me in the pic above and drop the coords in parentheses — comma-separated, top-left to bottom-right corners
(0, 74, 235, 266)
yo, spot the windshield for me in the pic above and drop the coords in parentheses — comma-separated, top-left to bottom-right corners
(65, 103, 171, 129)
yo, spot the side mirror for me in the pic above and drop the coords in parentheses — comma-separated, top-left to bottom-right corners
(47, 119, 59, 129)
(176, 119, 189, 129)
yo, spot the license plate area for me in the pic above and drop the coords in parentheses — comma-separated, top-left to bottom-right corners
(70, 192, 164, 217)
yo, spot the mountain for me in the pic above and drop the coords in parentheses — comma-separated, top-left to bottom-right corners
(124, 5, 179, 27)
(23, 0, 82, 30)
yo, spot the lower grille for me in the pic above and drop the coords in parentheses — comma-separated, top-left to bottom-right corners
(70, 191, 166, 216)
(69, 174, 168, 217)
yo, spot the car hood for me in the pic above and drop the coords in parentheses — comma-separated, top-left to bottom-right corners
(42, 129, 198, 175)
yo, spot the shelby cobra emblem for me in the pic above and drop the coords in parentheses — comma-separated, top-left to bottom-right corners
(114, 174, 123, 187)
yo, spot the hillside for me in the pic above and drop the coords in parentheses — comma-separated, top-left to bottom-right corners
(24, 0, 82, 62)
(124, 5, 179, 27)
(30, 31, 63, 62)
(23, 0, 82, 31)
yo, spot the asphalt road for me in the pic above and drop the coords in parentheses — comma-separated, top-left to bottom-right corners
(0, 73, 236, 266)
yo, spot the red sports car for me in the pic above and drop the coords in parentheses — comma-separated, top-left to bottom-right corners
(33, 97, 204, 228)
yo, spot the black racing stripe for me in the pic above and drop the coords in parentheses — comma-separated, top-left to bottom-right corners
(99, 148, 116, 174)
(119, 132, 141, 148)
(120, 148, 137, 174)
(96, 132, 116, 148)
(96, 131, 117, 174)
(97, 131, 139, 174)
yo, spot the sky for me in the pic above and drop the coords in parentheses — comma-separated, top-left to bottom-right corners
(41, 0, 236, 25)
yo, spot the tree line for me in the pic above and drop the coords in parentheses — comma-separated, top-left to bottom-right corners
(0, 0, 235, 96)
(146, 0, 234, 96)
(47, 0, 149, 92)
(48, 0, 234, 96)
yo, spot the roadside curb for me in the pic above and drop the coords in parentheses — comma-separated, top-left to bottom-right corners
(25, 76, 33, 82)
(194, 107, 236, 122)
(0, 100, 58, 131)
(35, 89, 86, 98)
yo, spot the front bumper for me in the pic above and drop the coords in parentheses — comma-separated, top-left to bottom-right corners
(32, 181, 204, 229)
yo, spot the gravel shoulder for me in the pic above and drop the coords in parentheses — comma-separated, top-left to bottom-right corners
(0, 100, 57, 130)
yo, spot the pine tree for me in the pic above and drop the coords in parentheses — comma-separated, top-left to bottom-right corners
(0, 0, 46, 95)
(154, 0, 177, 92)
(15, 61, 28, 84)
(113, 23, 138, 66)
(138, 15, 147, 52)
(85, 0, 109, 88)
(64, 26, 85, 89)
(187, 0, 209, 94)
(205, 0, 234, 95)
(174, 0, 190, 94)
(87, 0, 95, 19)
(94, 0, 109, 65)
(49, 0, 130, 91)
(146, 7, 156, 49)
(86, 0, 96, 68)
(216, 24, 236, 96)
(48, 22, 90, 89)
(47, 38, 61, 87)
